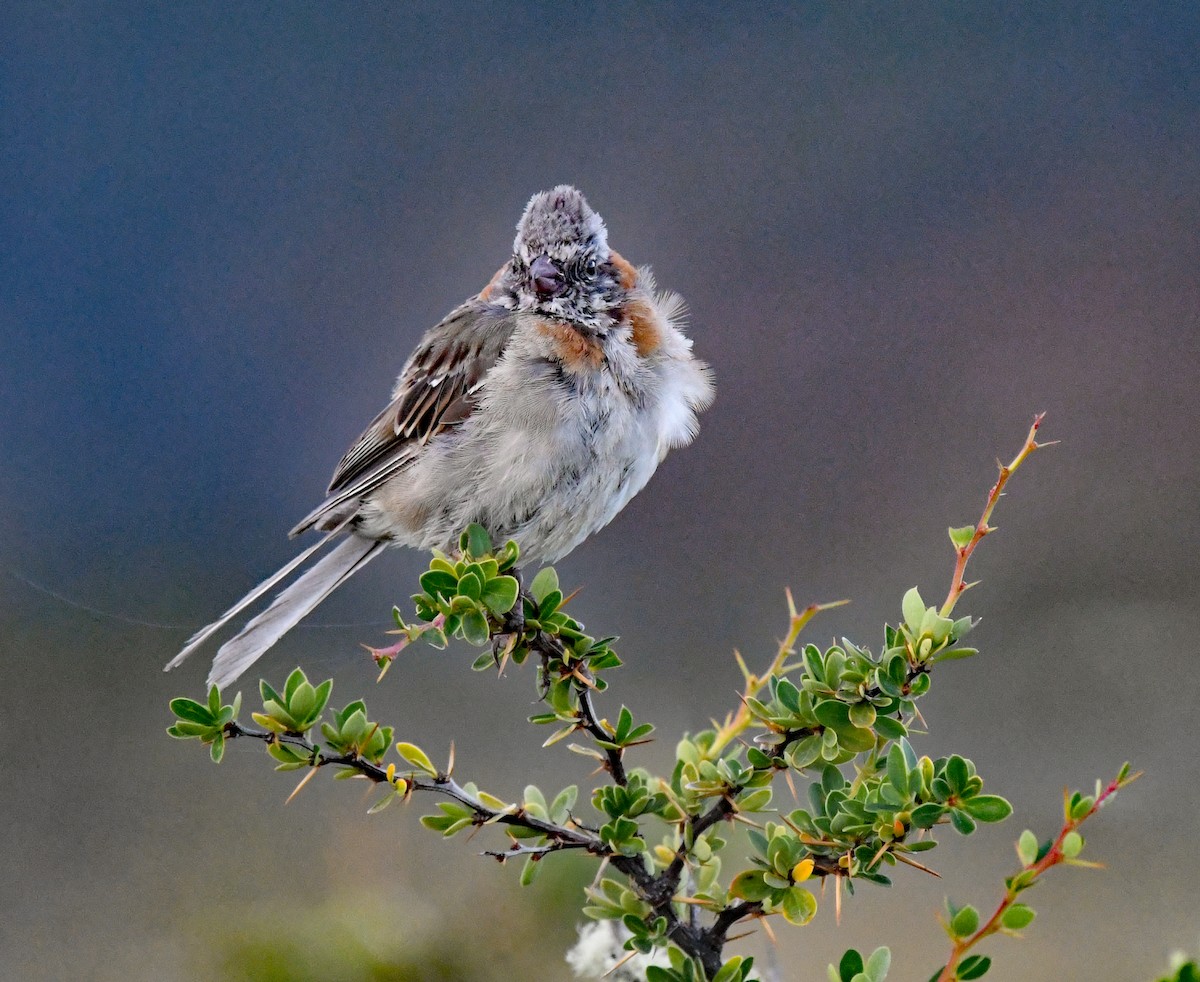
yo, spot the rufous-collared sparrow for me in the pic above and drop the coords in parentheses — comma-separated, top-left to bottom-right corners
(166, 186, 714, 688)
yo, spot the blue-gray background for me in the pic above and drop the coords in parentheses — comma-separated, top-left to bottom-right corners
(3, 3, 1198, 979)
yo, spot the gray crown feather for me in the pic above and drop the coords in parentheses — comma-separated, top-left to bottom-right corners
(514, 185, 608, 259)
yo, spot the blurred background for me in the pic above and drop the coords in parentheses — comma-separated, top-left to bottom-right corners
(3, 3, 1198, 980)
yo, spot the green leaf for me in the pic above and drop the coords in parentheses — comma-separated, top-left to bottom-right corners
(395, 742, 437, 775)
(775, 678, 803, 714)
(457, 571, 483, 602)
(918, 608, 955, 644)
(519, 856, 540, 886)
(462, 524, 492, 557)
(523, 784, 548, 813)
(529, 567, 559, 604)
(950, 809, 977, 835)
(887, 743, 908, 793)
(712, 959, 745, 982)
(614, 705, 633, 742)
(813, 700, 853, 730)
(737, 788, 772, 813)
(367, 790, 398, 814)
(728, 869, 772, 902)
(911, 803, 945, 828)
(311, 679, 333, 717)
(419, 569, 459, 597)
(283, 668, 307, 702)
(166, 721, 213, 738)
(873, 715, 908, 740)
(786, 734, 822, 770)
(259, 679, 283, 706)
(538, 589, 563, 618)
(804, 644, 826, 683)
(779, 886, 817, 925)
(962, 795, 1012, 823)
(1062, 830, 1083, 858)
(864, 946, 892, 982)
(1069, 793, 1094, 821)
(289, 681, 315, 722)
(901, 587, 926, 632)
(461, 608, 491, 646)
(821, 764, 846, 794)
(1001, 903, 1036, 931)
(480, 575, 520, 616)
(931, 646, 979, 663)
(945, 755, 970, 793)
(849, 701, 877, 727)
(209, 734, 225, 763)
(948, 525, 975, 549)
(550, 785, 578, 822)
(839, 949, 865, 982)
(837, 724, 876, 753)
(950, 904, 979, 938)
(958, 955, 992, 980)
(169, 698, 214, 725)
(1017, 829, 1039, 866)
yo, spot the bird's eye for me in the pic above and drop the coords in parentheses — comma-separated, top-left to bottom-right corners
(583, 257, 598, 278)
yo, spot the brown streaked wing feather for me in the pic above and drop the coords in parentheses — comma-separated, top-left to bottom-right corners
(289, 301, 516, 537)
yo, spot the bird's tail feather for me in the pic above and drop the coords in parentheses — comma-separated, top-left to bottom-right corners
(163, 530, 344, 673)
(204, 535, 384, 690)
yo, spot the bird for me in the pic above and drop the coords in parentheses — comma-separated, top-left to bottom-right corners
(165, 185, 714, 689)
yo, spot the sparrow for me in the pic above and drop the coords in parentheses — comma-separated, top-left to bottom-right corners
(166, 185, 714, 689)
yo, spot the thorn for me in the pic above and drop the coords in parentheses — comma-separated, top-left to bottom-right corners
(589, 856, 610, 890)
(603, 949, 640, 978)
(835, 874, 842, 925)
(868, 840, 891, 870)
(447, 740, 455, 777)
(725, 929, 756, 943)
(778, 813, 806, 837)
(732, 648, 752, 684)
(893, 852, 941, 877)
(285, 766, 320, 805)
(759, 915, 779, 947)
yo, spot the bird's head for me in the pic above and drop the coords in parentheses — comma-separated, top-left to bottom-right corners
(507, 186, 626, 330)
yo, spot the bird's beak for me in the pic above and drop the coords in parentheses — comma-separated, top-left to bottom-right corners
(529, 254, 565, 298)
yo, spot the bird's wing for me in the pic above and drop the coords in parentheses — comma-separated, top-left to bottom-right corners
(290, 298, 517, 536)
